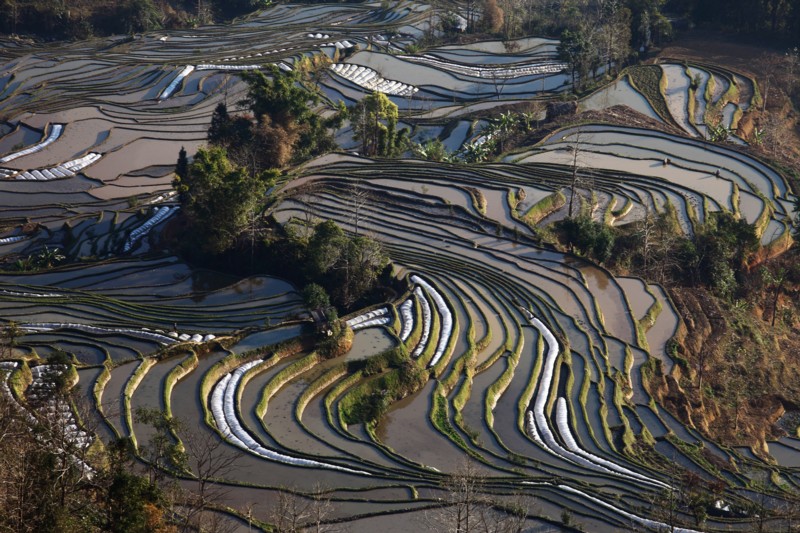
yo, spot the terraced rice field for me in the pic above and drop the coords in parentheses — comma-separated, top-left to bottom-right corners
(511, 123, 795, 244)
(616, 61, 757, 142)
(1, 2, 799, 531)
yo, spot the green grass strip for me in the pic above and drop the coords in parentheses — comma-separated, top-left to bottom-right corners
(484, 327, 524, 429)
(430, 382, 471, 452)
(124, 357, 157, 450)
(256, 352, 321, 419)
(324, 371, 363, 431)
(162, 351, 197, 420)
(295, 363, 348, 421)
(520, 190, 566, 227)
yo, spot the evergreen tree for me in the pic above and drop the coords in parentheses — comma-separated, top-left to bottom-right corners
(175, 146, 269, 254)
(350, 92, 407, 157)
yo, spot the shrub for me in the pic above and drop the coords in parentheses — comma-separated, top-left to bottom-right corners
(556, 215, 616, 264)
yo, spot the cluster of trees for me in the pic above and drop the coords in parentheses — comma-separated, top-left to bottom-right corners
(0, 0, 268, 40)
(173, 146, 270, 255)
(0, 365, 175, 532)
(556, 214, 616, 264)
(350, 92, 408, 158)
(451, 0, 671, 88)
(208, 65, 339, 173)
(424, 460, 533, 533)
(601, 209, 760, 300)
(275, 218, 389, 310)
(412, 107, 545, 165)
(174, 64, 339, 255)
(551, 0, 676, 92)
(174, 66, 398, 311)
(669, 0, 800, 43)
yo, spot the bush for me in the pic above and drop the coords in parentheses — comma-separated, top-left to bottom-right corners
(302, 283, 330, 310)
(556, 215, 616, 264)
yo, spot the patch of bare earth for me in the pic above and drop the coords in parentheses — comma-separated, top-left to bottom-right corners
(645, 263, 800, 458)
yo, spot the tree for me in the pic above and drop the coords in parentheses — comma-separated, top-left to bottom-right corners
(173, 146, 269, 254)
(350, 92, 407, 157)
(0, 378, 100, 533)
(348, 179, 370, 236)
(208, 103, 231, 145)
(182, 428, 239, 533)
(302, 283, 330, 310)
(481, 0, 504, 33)
(558, 215, 616, 264)
(567, 128, 585, 218)
(691, 212, 758, 300)
(134, 407, 187, 485)
(628, 0, 671, 49)
(760, 266, 787, 327)
(294, 54, 333, 94)
(0, 320, 22, 359)
(107, 470, 175, 533)
(239, 67, 337, 163)
(424, 459, 530, 533)
(558, 27, 597, 91)
(306, 220, 347, 279)
(413, 138, 453, 162)
(0, 374, 179, 533)
(268, 485, 339, 533)
(337, 236, 389, 308)
(250, 115, 301, 171)
(595, 0, 632, 74)
(124, 0, 163, 34)
(174, 147, 190, 203)
(792, 195, 800, 240)
(304, 220, 388, 309)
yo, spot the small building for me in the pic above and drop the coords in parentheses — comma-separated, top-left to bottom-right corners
(311, 308, 333, 336)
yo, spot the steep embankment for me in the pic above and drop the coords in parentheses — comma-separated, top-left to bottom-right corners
(647, 284, 800, 457)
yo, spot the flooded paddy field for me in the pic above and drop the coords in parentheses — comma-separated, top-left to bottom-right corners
(2, 1, 799, 531)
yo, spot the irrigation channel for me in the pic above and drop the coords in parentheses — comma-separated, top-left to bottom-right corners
(1, 1, 799, 531)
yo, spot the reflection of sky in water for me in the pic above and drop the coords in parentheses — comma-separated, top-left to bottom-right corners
(231, 324, 308, 354)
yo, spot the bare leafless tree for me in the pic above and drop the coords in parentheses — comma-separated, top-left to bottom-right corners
(424, 459, 531, 533)
(181, 428, 240, 533)
(348, 179, 371, 237)
(567, 128, 586, 219)
(268, 484, 341, 533)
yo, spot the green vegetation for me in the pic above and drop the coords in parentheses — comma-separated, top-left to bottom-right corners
(208, 65, 340, 172)
(173, 68, 389, 311)
(431, 386, 470, 451)
(172, 146, 270, 254)
(555, 214, 616, 265)
(600, 210, 758, 300)
(350, 92, 408, 158)
(521, 190, 566, 227)
(627, 66, 673, 124)
(298, 220, 389, 309)
(0, 0, 269, 40)
(338, 345, 426, 425)
(412, 138, 455, 162)
(0, 372, 175, 533)
(238, 66, 340, 165)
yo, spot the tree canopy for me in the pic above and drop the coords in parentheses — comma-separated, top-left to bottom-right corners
(304, 220, 389, 308)
(0, 0, 269, 40)
(172, 146, 270, 254)
(239, 66, 338, 163)
(350, 92, 407, 158)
